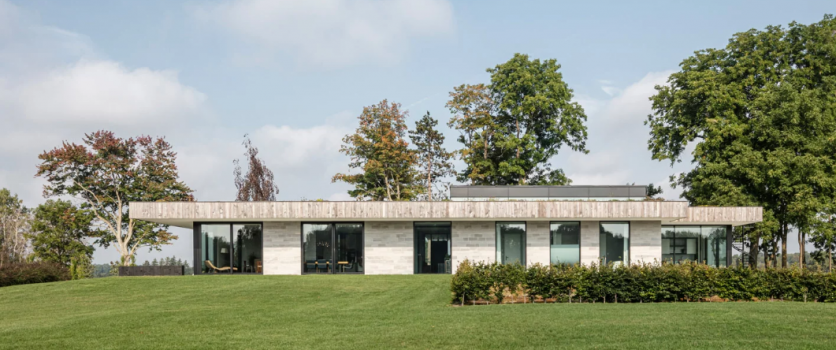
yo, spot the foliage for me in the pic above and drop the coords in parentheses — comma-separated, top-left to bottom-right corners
(35, 131, 194, 266)
(451, 261, 836, 304)
(0, 262, 70, 287)
(811, 208, 836, 271)
(333, 100, 421, 201)
(646, 15, 836, 268)
(233, 134, 280, 201)
(0, 188, 30, 267)
(408, 112, 455, 201)
(28, 199, 97, 268)
(446, 54, 589, 185)
(69, 252, 93, 280)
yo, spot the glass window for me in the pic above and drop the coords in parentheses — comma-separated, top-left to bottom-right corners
(600, 222, 629, 266)
(302, 223, 364, 274)
(703, 226, 727, 267)
(496, 222, 526, 265)
(550, 222, 580, 265)
(233, 224, 263, 273)
(414, 222, 452, 274)
(335, 223, 364, 273)
(661, 225, 728, 267)
(202, 224, 230, 273)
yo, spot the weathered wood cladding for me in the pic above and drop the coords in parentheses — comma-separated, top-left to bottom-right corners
(126, 201, 751, 222)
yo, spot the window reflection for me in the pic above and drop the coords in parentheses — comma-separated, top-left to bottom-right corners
(661, 225, 728, 267)
(302, 223, 364, 274)
(496, 222, 526, 265)
(550, 222, 580, 265)
(600, 222, 629, 266)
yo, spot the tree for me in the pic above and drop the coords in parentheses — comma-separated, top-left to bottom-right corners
(142, 260, 150, 266)
(487, 53, 589, 185)
(333, 100, 421, 201)
(811, 209, 836, 271)
(446, 84, 497, 184)
(646, 16, 836, 268)
(0, 188, 30, 267)
(28, 199, 97, 267)
(646, 184, 664, 199)
(36, 131, 195, 266)
(233, 135, 280, 201)
(152, 258, 158, 266)
(409, 112, 455, 201)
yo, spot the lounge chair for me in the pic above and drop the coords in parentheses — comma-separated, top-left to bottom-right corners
(254, 259, 262, 273)
(205, 260, 237, 273)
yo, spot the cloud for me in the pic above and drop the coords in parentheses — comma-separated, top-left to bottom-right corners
(3, 60, 207, 125)
(190, 0, 455, 67)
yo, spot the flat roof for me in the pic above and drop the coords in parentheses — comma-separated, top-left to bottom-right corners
(129, 201, 762, 229)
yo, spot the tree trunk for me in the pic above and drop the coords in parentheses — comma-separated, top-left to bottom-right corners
(383, 175, 392, 201)
(748, 232, 760, 268)
(427, 155, 433, 201)
(515, 118, 520, 159)
(798, 228, 805, 269)
(781, 223, 788, 268)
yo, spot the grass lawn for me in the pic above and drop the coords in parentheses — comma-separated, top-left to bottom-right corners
(1, 275, 835, 349)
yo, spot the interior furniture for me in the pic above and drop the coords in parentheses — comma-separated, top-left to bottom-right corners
(205, 260, 238, 273)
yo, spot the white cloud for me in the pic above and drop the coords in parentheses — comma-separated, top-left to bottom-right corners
(4, 60, 207, 125)
(191, 0, 455, 67)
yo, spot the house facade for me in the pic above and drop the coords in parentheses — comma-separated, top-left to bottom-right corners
(128, 185, 763, 275)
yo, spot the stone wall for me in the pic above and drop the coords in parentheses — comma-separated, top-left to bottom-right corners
(630, 220, 662, 264)
(451, 221, 495, 273)
(580, 220, 600, 266)
(364, 221, 414, 275)
(526, 221, 550, 267)
(263, 221, 301, 275)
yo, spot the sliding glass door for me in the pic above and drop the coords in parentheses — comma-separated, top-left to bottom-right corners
(302, 223, 364, 274)
(414, 222, 452, 274)
(200, 223, 263, 274)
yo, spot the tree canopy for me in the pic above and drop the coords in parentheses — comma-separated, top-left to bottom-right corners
(0, 188, 29, 267)
(36, 131, 194, 265)
(234, 134, 280, 201)
(646, 15, 836, 267)
(447, 54, 589, 185)
(333, 100, 421, 201)
(409, 112, 455, 201)
(29, 199, 98, 267)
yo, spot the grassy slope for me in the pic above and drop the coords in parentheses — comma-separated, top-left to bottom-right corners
(1, 275, 835, 350)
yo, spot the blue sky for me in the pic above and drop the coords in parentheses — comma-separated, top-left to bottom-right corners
(0, 0, 832, 263)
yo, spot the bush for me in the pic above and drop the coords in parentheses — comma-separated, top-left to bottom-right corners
(451, 261, 836, 304)
(0, 262, 71, 287)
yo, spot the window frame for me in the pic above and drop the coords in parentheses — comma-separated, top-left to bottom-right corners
(300, 222, 365, 275)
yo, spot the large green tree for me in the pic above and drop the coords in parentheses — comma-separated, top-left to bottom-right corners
(28, 199, 98, 267)
(447, 54, 589, 185)
(409, 112, 455, 201)
(333, 100, 421, 201)
(36, 131, 195, 266)
(646, 15, 836, 268)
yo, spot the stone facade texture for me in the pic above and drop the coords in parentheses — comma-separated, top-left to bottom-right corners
(364, 221, 414, 275)
(526, 221, 550, 267)
(451, 221, 495, 273)
(263, 221, 301, 275)
(630, 220, 662, 264)
(580, 220, 600, 266)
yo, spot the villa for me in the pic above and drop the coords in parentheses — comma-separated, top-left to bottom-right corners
(128, 185, 763, 275)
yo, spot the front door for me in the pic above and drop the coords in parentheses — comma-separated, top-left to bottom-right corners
(414, 222, 452, 274)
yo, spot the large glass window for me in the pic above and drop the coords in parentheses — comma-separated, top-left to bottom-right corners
(302, 223, 364, 274)
(550, 222, 580, 265)
(496, 222, 526, 265)
(661, 225, 728, 267)
(414, 222, 452, 274)
(200, 223, 262, 274)
(600, 222, 629, 266)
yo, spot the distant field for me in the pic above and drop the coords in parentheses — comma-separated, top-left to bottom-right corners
(1, 275, 835, 349)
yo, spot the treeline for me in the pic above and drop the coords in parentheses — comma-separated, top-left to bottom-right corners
(451, 260, 836, 305)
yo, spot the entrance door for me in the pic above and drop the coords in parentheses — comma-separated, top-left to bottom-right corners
(414, 222, 452, 274)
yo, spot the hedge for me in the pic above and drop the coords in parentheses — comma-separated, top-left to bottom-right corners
(451, 260, 836, 304)
(0, 262, 71, 287)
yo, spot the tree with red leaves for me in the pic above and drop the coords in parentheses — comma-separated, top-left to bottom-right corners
(35, 131, 194, 266)
(233, 135, 280, 201)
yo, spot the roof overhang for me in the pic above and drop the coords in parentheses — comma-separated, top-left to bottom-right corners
(129, 201, 762, 229)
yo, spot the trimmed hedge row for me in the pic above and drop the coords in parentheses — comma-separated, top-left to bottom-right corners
(451, 260, 836, 304)
(0, 262, 71, 287)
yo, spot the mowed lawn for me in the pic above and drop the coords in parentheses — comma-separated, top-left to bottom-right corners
(1, 275, 835, 350)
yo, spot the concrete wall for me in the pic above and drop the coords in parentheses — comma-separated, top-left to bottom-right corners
(580, 220, 600, 266)
(527, 221, 550, 267)
(631, 220, 662, 264)
(263, 221, 301, 275)
(451, 221, 495, 273)
(364, 221, 414, 275)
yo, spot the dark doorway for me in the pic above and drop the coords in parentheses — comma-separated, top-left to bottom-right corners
(414, 222, 452, 274)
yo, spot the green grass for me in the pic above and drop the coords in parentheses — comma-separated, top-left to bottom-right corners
(1, 275, 835, 349)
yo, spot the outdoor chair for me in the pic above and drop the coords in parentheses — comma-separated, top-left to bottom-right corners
(205, 260, 237, 273)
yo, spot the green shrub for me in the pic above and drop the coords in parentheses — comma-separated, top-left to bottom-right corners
(0, 262, 71, 287)
(451, 261, 836, 304)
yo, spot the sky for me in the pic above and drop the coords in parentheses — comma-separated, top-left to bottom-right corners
(0, 0, 832, 264)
